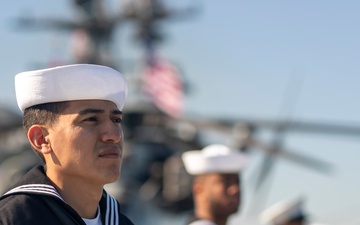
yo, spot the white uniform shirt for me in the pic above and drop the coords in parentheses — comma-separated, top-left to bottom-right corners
(83, 206, 103, 225)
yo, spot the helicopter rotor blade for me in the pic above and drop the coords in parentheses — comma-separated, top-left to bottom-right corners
(181, 116, 360, 138)
(246, 137, 334, 175)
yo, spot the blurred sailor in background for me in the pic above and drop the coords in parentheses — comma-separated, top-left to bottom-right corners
(260, 196, 330, 225)
(260, 196, 308, 225)
(181, 144, 248, 225)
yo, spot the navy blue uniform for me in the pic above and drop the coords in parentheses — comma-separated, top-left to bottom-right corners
(0, 166, 134, 225)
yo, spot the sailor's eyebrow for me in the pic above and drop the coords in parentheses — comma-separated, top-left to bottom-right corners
(112, 110, 122, 115)
(78, 108, 104, 115)
(78, 109, 122, 115)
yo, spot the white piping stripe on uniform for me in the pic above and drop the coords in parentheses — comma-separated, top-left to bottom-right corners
(7, 185, 59, 194)
(113, 196, 119, 225)
(104, 194, 119, 225)
(6, 184, 58, 192)
(106, 193, 111, 225)
(6, 184, 56, 192)
(110, 196, 115, 225)
(3, 184, 64, 201)
(5, 189, 62, 199)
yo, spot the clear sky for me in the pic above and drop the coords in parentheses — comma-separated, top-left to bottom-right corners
(1, 1, 360, 224)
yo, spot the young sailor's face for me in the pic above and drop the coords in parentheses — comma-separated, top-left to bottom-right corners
(45, 100, 124, 185)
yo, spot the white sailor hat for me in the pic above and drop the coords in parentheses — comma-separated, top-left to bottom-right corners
(15, 64, 128, 112)
(181, 144, 248, 175)
(260, 196, 306, 225)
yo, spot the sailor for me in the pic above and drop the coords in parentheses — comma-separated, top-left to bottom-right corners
(260, 196, 308, 225)
(182, 144, 248, 225)
(0, 64, 134, 225)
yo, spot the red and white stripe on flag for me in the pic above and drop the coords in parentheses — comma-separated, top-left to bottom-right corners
(143, 59, 184, 118)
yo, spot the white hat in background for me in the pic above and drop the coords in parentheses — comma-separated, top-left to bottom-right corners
(260, 196, 306, 225)
(15, 64, 128, 112)
(181, 144, 248, 175)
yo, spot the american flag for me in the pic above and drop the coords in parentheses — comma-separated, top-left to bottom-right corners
(142, 58, 184, 118)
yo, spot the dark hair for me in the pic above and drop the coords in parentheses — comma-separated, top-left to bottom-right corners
(23, 101, 69, 163)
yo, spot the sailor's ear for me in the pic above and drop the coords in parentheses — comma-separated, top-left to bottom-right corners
(28, 125, 52, 154)
(192, 179, 205, 194)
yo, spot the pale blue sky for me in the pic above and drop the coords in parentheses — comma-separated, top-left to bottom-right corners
(0, 1, 360, 224)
